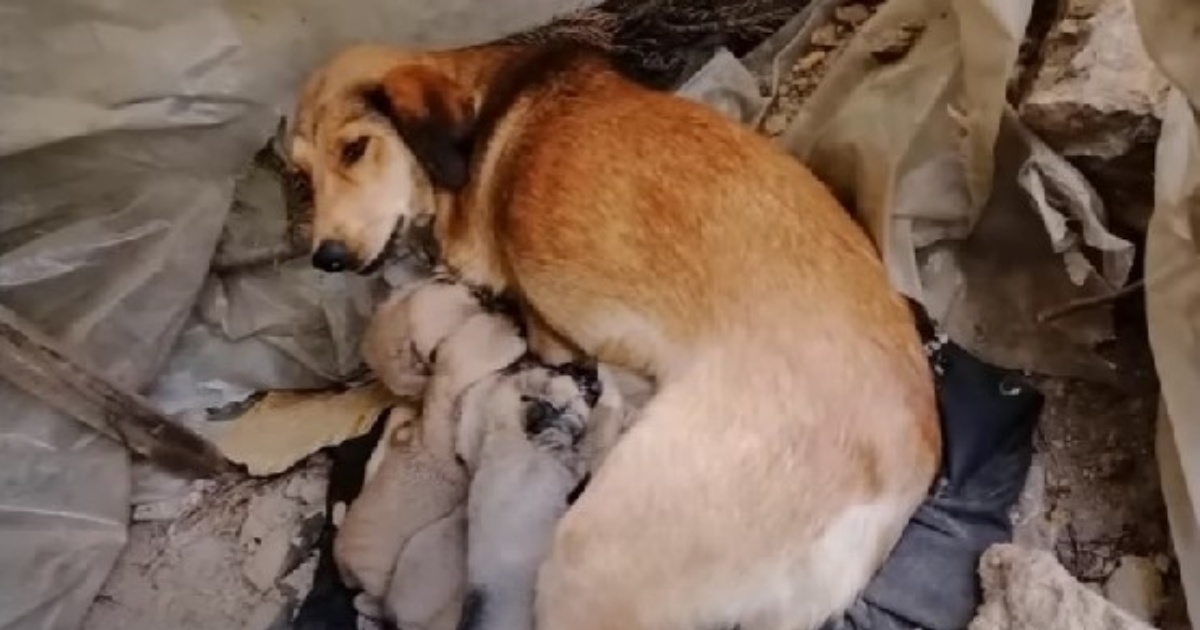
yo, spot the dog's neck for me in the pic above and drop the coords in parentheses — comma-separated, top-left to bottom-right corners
(425, 43, 554, 293)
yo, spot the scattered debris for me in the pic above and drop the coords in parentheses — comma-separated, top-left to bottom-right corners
(239, 487, 322, 593)
(83, 462, 328, 630)
(757, 1, 888, 135)
(1010, 306, 1190, 628)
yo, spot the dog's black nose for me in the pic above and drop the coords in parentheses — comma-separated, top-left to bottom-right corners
(312, 239, 354, 272)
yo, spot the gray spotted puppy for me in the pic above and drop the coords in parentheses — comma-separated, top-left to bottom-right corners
(454, 359, 603, 630)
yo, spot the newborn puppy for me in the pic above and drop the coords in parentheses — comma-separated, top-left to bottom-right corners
(454, 360, 602, 630)
(334, 405, 466, 620)
(339, 278, 529, 629)
(359, 274, 483, 400)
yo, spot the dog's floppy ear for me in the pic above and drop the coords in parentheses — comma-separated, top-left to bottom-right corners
(362, 65, 476, 191)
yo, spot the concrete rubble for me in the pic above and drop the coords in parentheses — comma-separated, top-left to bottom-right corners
(1018, 0, 1171, 231)
(971, 544, 1156, 630)
(83, 463, 327, 630)
(1105, 555, 1168, 623)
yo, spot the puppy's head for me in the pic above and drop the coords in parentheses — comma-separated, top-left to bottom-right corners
(362, 279, 487, 398)
(289, 46, 477, 274)
(512, 362, 603, 447)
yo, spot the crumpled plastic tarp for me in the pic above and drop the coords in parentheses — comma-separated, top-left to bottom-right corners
(0, 0, 590, 628)
(1130, 0, 1200, 620)
(763, 0, 1134, 382)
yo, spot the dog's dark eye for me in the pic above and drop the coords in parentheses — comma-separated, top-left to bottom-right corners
(341, 136, 370, 165)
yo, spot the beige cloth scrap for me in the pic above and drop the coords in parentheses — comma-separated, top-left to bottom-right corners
(215, 382, 395, 476)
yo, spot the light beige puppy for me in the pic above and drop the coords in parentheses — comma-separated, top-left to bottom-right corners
(359, 275, 481, 401)
(338, 279, 524, 628)
(334, 405, 466, 628)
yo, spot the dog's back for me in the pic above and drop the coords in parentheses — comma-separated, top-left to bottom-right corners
(444, 51, 940, 630)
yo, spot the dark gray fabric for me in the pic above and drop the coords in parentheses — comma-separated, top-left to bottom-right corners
(821, 305, 1042, 630)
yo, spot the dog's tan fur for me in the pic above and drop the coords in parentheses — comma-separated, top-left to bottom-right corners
(291, 42, 940, 630)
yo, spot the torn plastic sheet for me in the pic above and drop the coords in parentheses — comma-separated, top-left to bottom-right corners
(0, 0, 592, 628)
(768, 0, 1134, 380)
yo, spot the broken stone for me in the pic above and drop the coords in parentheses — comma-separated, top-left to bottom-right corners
(240, 492, 296, 549)
(1103, 555, 1165, 623)
(283, 470, 326, 508)
(279, 553, 319, 600)
(243, 528, 294, 591)
(810, 23, 841, 48)
(763, 112, 789, 136)
(834, 4, 872, 26)
(971, 544, 1156, 630)
(244, 600, 289, 630)
(864, 22, 925, 64)
(1018, 0, 1169, 232)
(1057, 18, 1083, 39)
(796, 50, 826, 73)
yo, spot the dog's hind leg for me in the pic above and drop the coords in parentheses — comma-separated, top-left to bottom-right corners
(533, 367, 921, 630)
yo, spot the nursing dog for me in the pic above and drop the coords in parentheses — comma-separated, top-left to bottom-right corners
(289, 42, 940, 630)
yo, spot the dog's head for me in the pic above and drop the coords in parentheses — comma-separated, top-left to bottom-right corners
(288, 45, 477, 274)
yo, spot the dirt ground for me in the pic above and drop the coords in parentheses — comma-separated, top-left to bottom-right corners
(1023, 297, 1190, 629)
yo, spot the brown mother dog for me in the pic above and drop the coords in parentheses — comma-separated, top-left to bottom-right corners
(289, 42, 940, 630)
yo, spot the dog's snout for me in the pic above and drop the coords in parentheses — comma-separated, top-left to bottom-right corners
(312, 239, 355, 272)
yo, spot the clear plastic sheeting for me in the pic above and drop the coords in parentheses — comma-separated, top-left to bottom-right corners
(0, 0, 591, 628)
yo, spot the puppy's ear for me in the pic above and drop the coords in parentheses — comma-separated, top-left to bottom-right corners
(362, 65, 475, 191)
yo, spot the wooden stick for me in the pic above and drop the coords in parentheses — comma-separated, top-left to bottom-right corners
(1036, 278, 1146, 324)
(0, 303, 235, 479)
